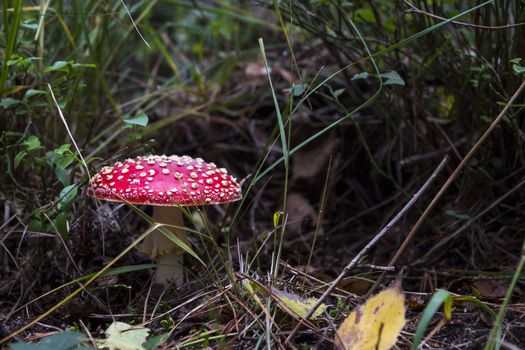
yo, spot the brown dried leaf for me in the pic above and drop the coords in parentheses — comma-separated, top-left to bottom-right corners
(286, 193, 317, 235)
(472, 279, 509, 301)
(292, 138, 338, 180)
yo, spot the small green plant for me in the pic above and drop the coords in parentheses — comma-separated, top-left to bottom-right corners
(8, 331, 95, 350)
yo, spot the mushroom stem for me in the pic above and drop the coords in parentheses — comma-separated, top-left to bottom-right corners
(139, 206, 189, 285)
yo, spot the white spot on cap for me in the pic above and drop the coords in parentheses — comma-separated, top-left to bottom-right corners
(135, 165, 144, 170)
(162, 168, 169, 175)
(149, 169, 155, 176)
(190, 172, 198, 179)
(106, 175, 113, 180)
(206, 179, 213, 185)
(139, 172, 146, 177)
(191, 183, 198, 189)
(174, 172, 183, 179)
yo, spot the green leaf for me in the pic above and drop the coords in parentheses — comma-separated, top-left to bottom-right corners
(412, 290, 451, 350)
(54, 165, 69, 186)
(54, 212, 68, 239)
(54, 144, 71, 155)
(333, 88, 345, 99)
(14, 151, 27, 169)
(8, 331, 94, 350)
(58, 184, 78, 209)
(55, 154, 75, 169)
(124, 112, 149, 127)
(21, 22, 38, 31)
(25, 89, 47, 99)
(0, 97, 21, 108)
(512, 64, 525, 75)
(381, 70, 405, 86)
(351, 72, 369, 80)
(28, 218, 43, 232)
(24, 135, 42, 150)
(290, 84, 305, 96)
(45, 60, 70, 73)
(98, 322, 150, 350)
(445, 210, 470, 220)
(143, 333, 168, 350)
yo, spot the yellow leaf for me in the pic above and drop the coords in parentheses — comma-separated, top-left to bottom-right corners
(98, 321, 150, 350)
(273, 211, 282, 228)
(335, 286, 406, 350)
(242, 279, 264, 307)
(272, 288, 327, 319)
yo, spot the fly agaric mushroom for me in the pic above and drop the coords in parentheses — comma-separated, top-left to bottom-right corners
(88, 155, 242, 285)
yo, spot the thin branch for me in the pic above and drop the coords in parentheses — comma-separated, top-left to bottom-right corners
(385, 79, 525, 273)
(284, 156, 449, 345)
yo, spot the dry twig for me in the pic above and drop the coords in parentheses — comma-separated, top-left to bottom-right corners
(284, 156, 449, 344)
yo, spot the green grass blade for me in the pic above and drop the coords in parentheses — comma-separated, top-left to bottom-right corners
(0, 0, 22, 95)
(412, 289, 451, 350)
(258, 37, 289, 170)
(484, 238, 525, 350)
(125, 203, 206, 266)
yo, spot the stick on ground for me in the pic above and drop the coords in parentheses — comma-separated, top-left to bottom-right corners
(284, 156, 449, 345)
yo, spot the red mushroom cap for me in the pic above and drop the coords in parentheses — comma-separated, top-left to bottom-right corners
(88, 155, 242, 206)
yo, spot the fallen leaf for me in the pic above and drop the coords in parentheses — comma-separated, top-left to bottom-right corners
(286, 193, 317, 235)
(335, 285, 406, 350)
(292, 138, 338, 180)
(472, 279, 509, 301)
(272, 288, 327, 319)
(98, 322, 150, 350)
(245, 63, 270, 77)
